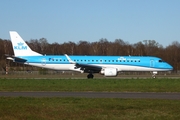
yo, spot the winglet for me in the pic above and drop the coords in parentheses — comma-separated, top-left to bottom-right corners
(64, 54, 76, 64)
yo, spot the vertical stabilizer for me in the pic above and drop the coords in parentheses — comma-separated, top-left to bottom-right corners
(9, 31, 42, 56)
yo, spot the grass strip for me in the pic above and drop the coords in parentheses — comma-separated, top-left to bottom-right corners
(0, 97, 179, 120)
(0, 78, 180, 92)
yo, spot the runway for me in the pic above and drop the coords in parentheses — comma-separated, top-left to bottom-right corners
(0, 92, 180, 99)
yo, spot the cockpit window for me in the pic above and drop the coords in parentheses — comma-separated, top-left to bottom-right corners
(159, 60, 165, 62)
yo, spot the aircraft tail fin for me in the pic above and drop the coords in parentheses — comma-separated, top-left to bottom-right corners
(9, 31, 42, 56)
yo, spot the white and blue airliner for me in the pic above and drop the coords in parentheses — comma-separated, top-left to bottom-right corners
(7, 31, 173, 78)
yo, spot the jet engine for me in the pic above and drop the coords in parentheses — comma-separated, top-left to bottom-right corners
(100, 68, 117, 77)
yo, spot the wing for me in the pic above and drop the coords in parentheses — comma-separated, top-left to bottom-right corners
(65, 54, 102, 73)
(76, 63, 102, 73)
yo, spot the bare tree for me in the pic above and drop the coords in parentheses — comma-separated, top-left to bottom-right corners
(1, 37, 180, 72)
(166, 41, 180, 72)
(97, 38, 109, 55)
(28, 39, 41, 53)
(143, 40, 162, 56)
(39, 38, 49, 55)
(77, 41, 90, 55)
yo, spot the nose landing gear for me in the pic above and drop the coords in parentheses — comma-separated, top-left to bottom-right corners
(151, 71, 157, 78)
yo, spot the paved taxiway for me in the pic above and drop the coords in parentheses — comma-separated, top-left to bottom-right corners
(0, 92, 180, 99)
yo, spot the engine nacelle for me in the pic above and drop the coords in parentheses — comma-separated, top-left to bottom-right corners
(100, 68, 117, 77)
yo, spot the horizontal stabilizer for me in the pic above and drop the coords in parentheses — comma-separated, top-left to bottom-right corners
(6, 54, 27, 63)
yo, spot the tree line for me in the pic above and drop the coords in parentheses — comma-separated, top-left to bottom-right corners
(0, 38, 180, 72)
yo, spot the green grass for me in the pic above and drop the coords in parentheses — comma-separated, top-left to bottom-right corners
(0, 97, 180, 120)
(0, 78, 180, 119)
(0, 78, 180, 92)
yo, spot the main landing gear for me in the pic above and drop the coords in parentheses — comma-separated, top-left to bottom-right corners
(151, 71, 158, 78)
(87, 73, 94, 79)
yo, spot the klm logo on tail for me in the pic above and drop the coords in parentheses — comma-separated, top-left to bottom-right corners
(14, 42, 27, 50)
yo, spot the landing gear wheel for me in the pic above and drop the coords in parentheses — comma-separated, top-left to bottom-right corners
(87, 73, 94, 79)
(151, 71, 157, 79)
(152, 75, 156, 79)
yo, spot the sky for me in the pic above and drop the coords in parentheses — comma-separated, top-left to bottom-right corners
(1, 0, 180, 47)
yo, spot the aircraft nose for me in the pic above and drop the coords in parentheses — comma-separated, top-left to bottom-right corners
(166, 63, 173, 70)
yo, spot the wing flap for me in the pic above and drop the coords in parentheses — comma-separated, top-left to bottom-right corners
(64, 54, 102, 73)
(76, 63, 102, 73)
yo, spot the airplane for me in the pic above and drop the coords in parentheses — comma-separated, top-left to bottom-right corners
(6, 31, 173, 78)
